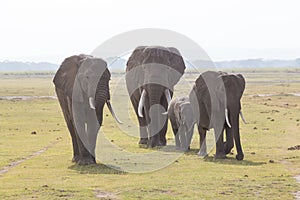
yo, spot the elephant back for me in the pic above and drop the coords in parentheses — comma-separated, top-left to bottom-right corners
(53, 54, 89, 98)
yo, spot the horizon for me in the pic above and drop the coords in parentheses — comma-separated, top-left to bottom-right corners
(1, 56, 300, 65)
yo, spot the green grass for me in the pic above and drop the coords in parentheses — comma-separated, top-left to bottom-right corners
(0, 69, 299, 199)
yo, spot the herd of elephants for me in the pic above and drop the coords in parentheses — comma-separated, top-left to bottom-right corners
(53, 46, 247, 165)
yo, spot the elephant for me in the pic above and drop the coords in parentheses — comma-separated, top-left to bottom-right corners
(126, 46, 186, 147)
(53, 55, 121, 165)
(167, 97, 195, 150)
(189, 71, 246, 160)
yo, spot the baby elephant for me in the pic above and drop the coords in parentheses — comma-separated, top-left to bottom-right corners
(168, 97, 195, 150)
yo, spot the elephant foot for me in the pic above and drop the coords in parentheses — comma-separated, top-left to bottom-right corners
(72, 155, 80, 163)
(236, 153, 244, 161)
(139, 138, 148, 148)
(77, 156, 96, 165)
(198, 150, 208, 158)
(175, 146, 187, 152)
(148, 138, 162, 148)
(139, 138, 148, 145)
(214, 152, 226, 159)
(160, 138, 167, 146)
(224, 142, 233, 155)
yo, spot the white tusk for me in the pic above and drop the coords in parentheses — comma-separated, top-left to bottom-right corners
(106, 100, 123, 124)
(89, 97, 95, 109)
(240, 110, 247, 124)
(138, 90, 146, 117)
(164, 89, 172, 110)
(225, 108, 231, 128)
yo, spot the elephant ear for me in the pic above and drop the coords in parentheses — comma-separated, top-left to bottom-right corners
(236, 74, 246, 94)
(126, 46, 146, 94)
(167, 47, 186, 87)
(221, 74, 245, 100)
(74, 57, 109, 102)
(126, 46, 146, 72)
(53, 55, 88, 98)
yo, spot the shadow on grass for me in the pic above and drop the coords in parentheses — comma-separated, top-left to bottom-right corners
(68, 163, 127, 175)
(186, 149, 266, 166)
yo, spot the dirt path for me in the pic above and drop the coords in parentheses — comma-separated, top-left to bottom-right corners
(0, 96, 57, 100)
(0, 140, 59, 175)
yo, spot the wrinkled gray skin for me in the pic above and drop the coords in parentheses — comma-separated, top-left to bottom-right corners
(126, 46, 186, 147)
(53, 55, 119, 165)
(189, 71, 246, 160)
(168, 97, 195, 150)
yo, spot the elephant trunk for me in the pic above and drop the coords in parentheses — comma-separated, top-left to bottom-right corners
(147, 85, 164, 106)
(147, 85, 164, 139)
(95, 78, 122, 125)
(94, 79, 108, 125)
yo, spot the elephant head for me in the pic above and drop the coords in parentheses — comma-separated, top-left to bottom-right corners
(73, 57, 122, 125)
(126, 46, 186, 147)
(168, 97, 195, 149)
(137, 46, 185, 113)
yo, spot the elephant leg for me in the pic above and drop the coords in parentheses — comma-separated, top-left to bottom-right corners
(159, 119, 168, 146)
(224, 125, 234, 155)
(86, 108, 100, 162)
(172, 127, 180, 148)
(131, 95, 148, 145)
(174, 132, 180, 148)
(170, 118, 180, 147)
(186, 125, 194, 150)
(178, 125, 187, 150)
(231, 112, 244, 160)
(234, 129, 244, 161)
(197, 125, 207, 157)
(214, 125, 226, 159)
(55, 88, 79, 162)
(73, 102, 96, 165)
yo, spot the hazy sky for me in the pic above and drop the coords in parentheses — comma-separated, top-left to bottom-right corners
(0, 0, 299, 63)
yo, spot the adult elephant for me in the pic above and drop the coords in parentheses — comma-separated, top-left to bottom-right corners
(126, 46, 186, 147)
(189, 71, 246, 160)
(53, 55, 121, 165)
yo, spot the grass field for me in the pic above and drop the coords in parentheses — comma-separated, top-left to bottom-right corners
(0, 69, 300, 199)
